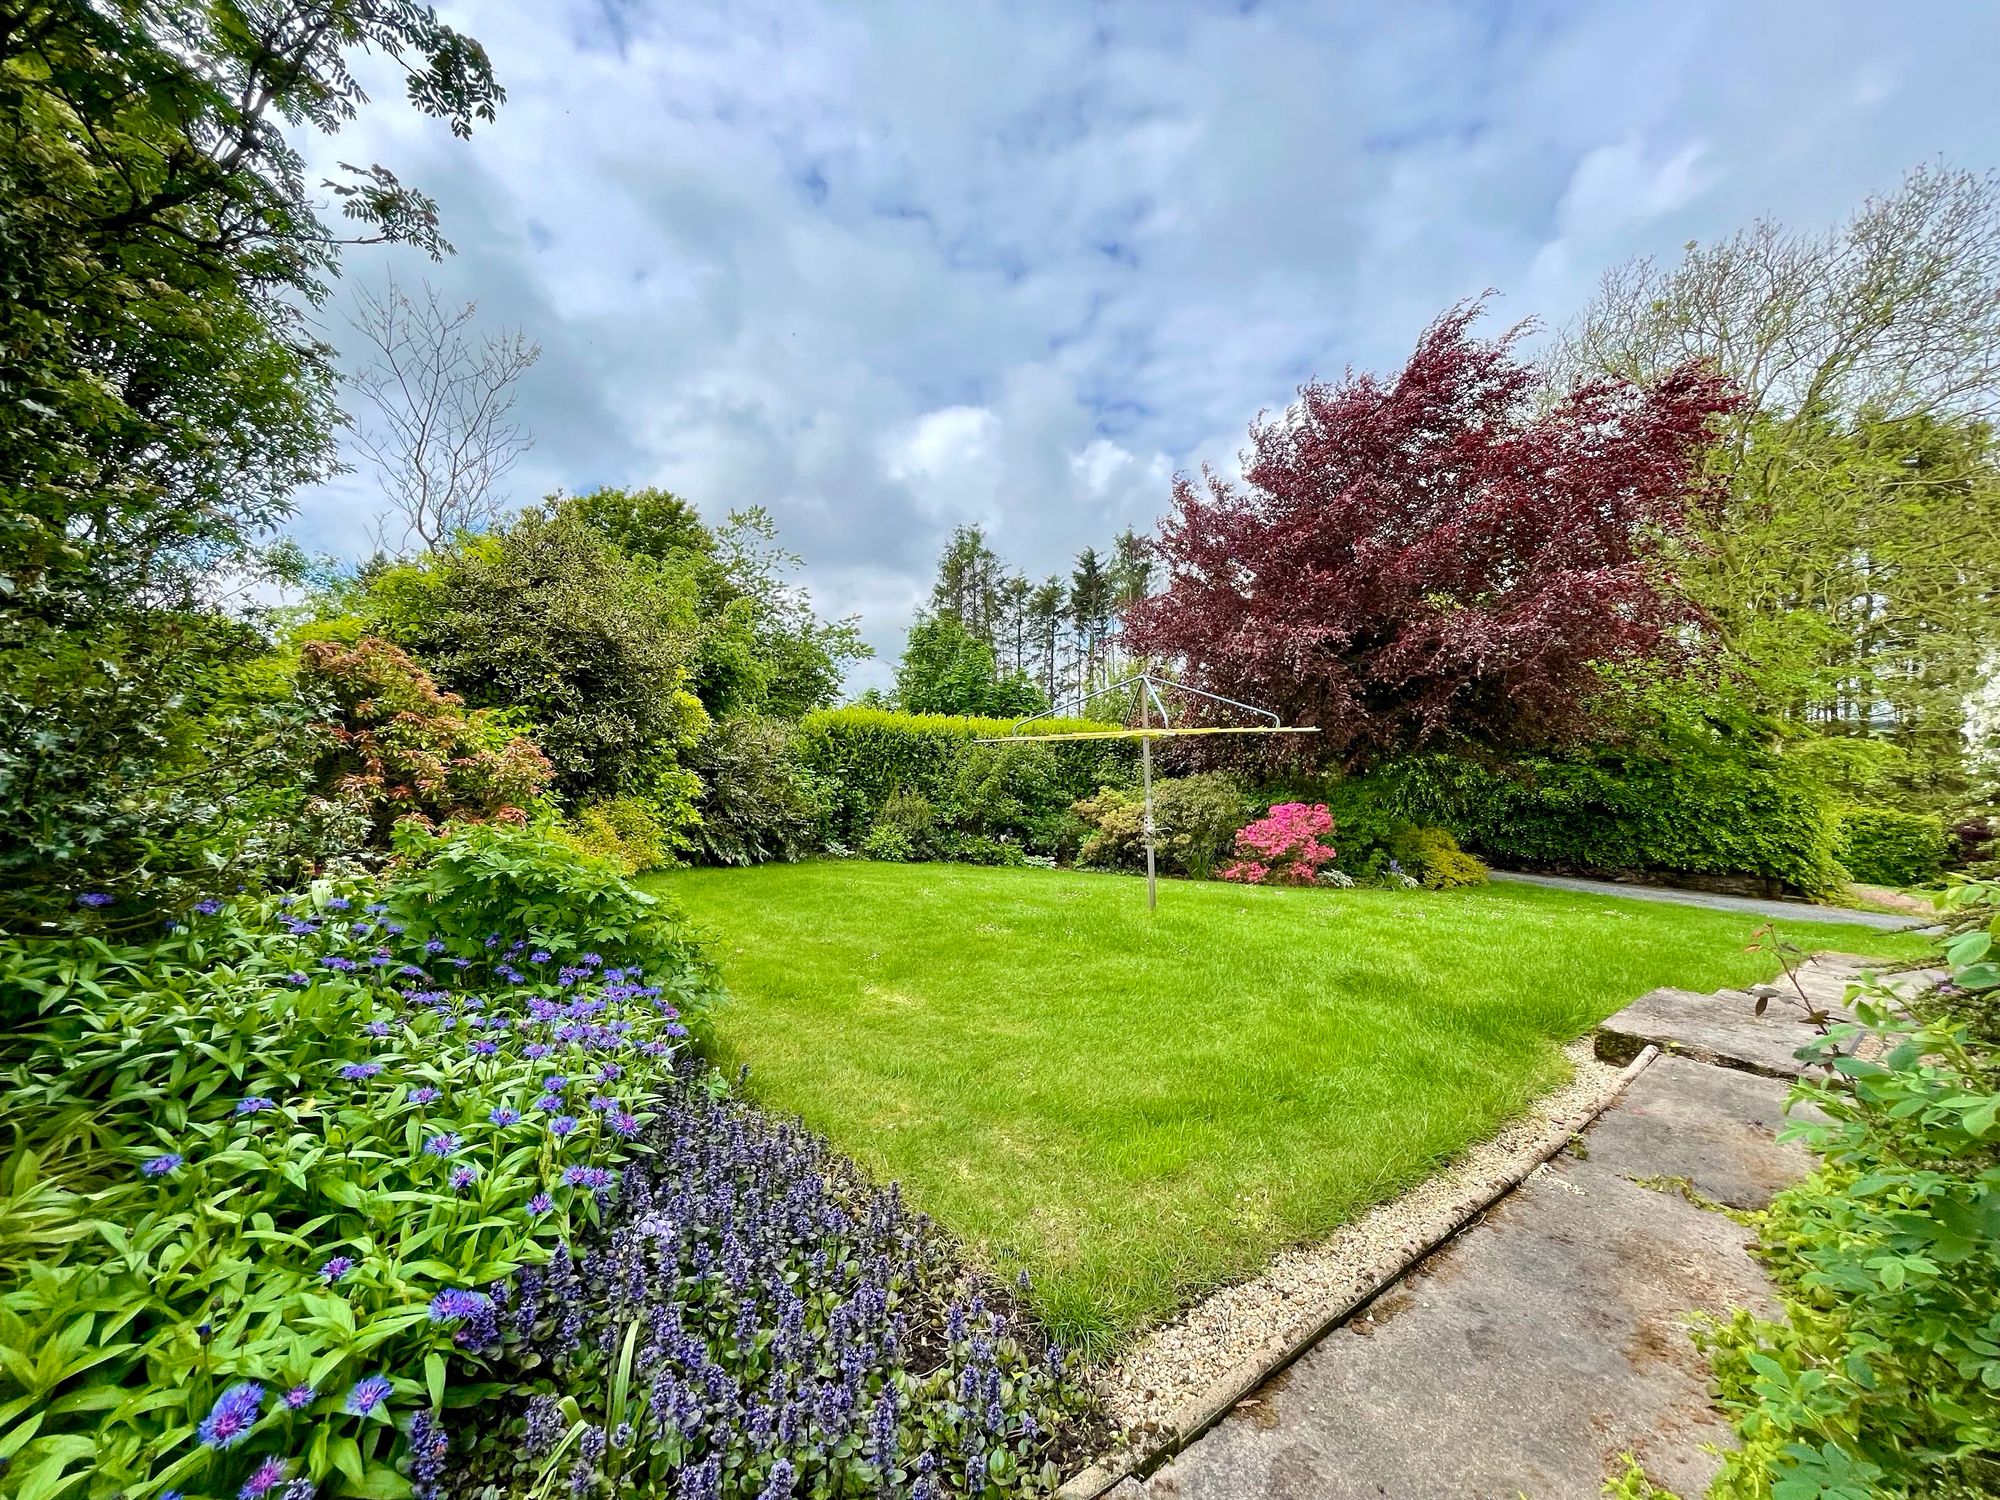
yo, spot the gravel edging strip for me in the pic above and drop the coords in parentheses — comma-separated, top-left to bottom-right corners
(1057, 1041, 1664, 1499)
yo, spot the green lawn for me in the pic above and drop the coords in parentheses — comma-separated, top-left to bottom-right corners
(645, 861, 1928, 1355)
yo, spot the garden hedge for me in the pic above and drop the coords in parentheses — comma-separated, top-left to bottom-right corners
(796, 707, 1136, 847)
(1379, 744, 1848, 896)
(1832, 805, 1950, 888)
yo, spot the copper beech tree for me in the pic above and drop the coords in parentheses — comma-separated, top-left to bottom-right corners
(1125, 302, 1738, 763)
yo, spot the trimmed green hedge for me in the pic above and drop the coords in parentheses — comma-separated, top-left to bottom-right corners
(1379, 743, 1848, 896)
(1833, 805, 1949, 887)
(796, 707, 1137, 849)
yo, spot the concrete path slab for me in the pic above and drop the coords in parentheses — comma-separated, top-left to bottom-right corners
(1595, 985, 1835, 1078)
(1489, 869, 1921, 931)
(1136, 1059, 1803, 1500)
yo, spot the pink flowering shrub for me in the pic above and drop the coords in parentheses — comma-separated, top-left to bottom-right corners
(1219, 802, 1338, 886)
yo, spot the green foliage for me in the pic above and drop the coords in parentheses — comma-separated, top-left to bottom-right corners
(0, 614, 322, 932)
(1387, 825, 1489, 889)
(1385, 734, 1847, 896)
(894, 615, 1047, 718)
(0, 825, 709, 1500)
(1832, 806, 1949, 889)
(299, 638, 553, 844)
(797, 707, 1135, 853)
(683, 717, 827, 867)
(1700, 880, 2000, 1500)
(1073, 774, 1252, 879)
(555, 797, 673, 875)
(346, 512, 710, 805)
(861, 789, 938, 863)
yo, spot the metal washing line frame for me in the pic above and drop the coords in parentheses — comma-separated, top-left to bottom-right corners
(974, 671, 1317, 909)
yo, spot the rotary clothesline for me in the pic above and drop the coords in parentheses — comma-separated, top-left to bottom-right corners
(973, 672, 1318, 909)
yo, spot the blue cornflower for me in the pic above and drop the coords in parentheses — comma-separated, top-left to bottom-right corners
(282, 1383, 316, 1410)
(421, 1133, 460, 1157)
(285, 972, 310, 986)
(235, 1096, 276, 1115)
(320, 1255, 355, 1283)
(489, 1105, 521, 1126)
(533, 1093, 564, 1112)
(429, 1288, 487, 1323)
(542, 1074, 568, 1090)
(409, 1086, 440, 1105)
(76, 892, 113, 908)
(396, 965, 423, 978)
(239, 1457, 288, 1500)
(142, 1152, 184, 1176)
(197, 1381, 264, 1448)
(344, 1373, 392, 1416)
(425, 939, 446, 955)
(193, 899, 223, 916)
(561, 1165, 613, 1190)
(580, 952, 603, 968)
(469, 1040, 498, 1057)
(320, 956, 356, 972)
(597, 1063, 623, 1083)
(365, 902, 388, 914)
(382, 922, 404, 936)
(367, 953, 395, 968)
(529, 950, 552, 964)
(609, 1111, 639, 1138)
(364, 1020, 391, 1037)
(528, 1192, 554, 1216)
(522, 1043, 552, 1060)
(449, 1165, 478, 1192)
(548, 1115, 578, 1138)
(339, 1062, 383, 1081)
(327, 897, 352, 912)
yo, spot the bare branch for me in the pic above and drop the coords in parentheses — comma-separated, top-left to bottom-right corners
(344, 274, 540, 552)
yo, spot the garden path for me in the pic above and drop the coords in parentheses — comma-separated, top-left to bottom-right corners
(1488, 868, 1920, 930)
(1118, 957, 1892, 1500)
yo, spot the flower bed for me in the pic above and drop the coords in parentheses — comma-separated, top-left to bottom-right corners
(1, 825, 1096, 1500)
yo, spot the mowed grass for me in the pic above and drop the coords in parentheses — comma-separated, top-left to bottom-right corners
(645, 861, 1928, 1356)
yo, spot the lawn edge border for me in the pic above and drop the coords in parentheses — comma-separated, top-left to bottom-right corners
(1056, 1042, 1663, 1499)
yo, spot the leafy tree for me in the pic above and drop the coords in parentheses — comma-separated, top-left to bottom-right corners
(359, 510, 709, 809)
(561, 484, 715, 562)
(1554, 163, 2000, 790)
(894, 615, 1047, 718)
(927, 524, 1006, 646)
(1125, 300, 1737, 763)
(0, 0, 502, 928)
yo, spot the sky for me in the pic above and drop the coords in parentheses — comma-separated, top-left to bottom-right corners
(290, 0, 2000, 692)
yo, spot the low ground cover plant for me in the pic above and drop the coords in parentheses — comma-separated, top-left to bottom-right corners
(1701, 879, 2000, 1499)
(449, 1070, 1093, 1500)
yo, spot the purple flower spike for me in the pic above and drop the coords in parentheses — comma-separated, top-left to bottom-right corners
(197, 1381, 264, 1448)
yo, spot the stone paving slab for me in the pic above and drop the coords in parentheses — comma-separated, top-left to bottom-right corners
(1578, 1053, 1818, 1211)
(1595, 985, 1832, 1078)
(1135, 1060, 1800, 1500)
(1488, 870, 1924, 930)
(1596, 957, 1943, 1079)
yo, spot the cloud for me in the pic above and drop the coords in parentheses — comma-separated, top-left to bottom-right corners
(285, 0, 2000, 690)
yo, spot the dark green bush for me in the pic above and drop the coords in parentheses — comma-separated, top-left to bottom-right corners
(1834, 804, 1950, 887)
(798, 707, 1134, 850)
(684, 715, 828, 866)
(1381, 741, 1847, 896)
